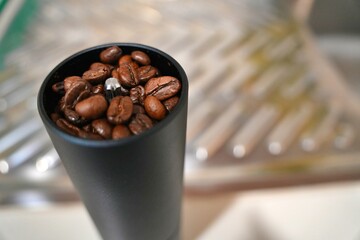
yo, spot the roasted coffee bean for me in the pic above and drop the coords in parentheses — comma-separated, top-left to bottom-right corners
(144, 96, 166, 120)
(78, 131, 103, 140)
(106, 64, 115, 72)
(112, 124, 131, 139)
(145, 76, 181, 101)
(64, 76, 82, 91)
(64, 80, 92, 108)
(64, 107, 88, 125)
(56, 118, 81, 136)
(129, 113, 153, 135)
(75, 95, 108, 120)
(91, 118, 113, 139)
(90, 62, 108, 70)
(82, 65, 110, 84)
(77, 90, 92, 105)
(129, 85, 145, 105)
(57, 97, 66, 112)
(131, 51, 151, 65)
(137, 65, 158, 83)
(163, 96, 179, 111)
(107, 96, 133, 124)
(118, 54, 133, 65)
(118, 62, 139, 88)
(57, 118, 103, 139)
(92, 84, 104, 94)
(100, 46, 122, 64)
(82, 124, 93, 132)
(51, 112, 61, 122)
(52, 82, 65, 94)
(111, 68, 120, 79)
(132, 104, 146, 115)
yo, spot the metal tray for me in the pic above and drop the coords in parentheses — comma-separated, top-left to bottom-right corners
(1, 0, 359, 204)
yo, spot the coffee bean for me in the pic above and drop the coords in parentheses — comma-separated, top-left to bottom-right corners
(64, 80, 92, 108)
(163, 96, 179, 111)
(89, 62, 107, 70)
(91, 118, 113, 139)
(56, 97, 66, 112)
(111, 68, 120, 79)
(100, 46, 122, 64)
(144, 96, 166, 120)
(82, 65, 110, 84)
(129, 85, 145, 105)
(82, 124, 93, 132)
(56, 118, 101, 140)
(145, 76, 181, 101)
(107, 96, 133, 124)
(64, 76, 82, 92)
(131, 51, 151, 65)
(52, 82, 65, 94)
(137, 65, 158, 83)
(129, 113, 153, 135)
(112, 124, 131, 139)
(118, 62, 139, 88)
(75, 95, 108, 120)
(64, 107, 88, 126)
(106, 64, 115, 72)
(118, 54, 133, 65)
(51, 112, 61, 122)
(132, 104, 146, 115)
(92, 84, 104, 94)
(56, 118, 81, 136)
(78, 131, 103, 140)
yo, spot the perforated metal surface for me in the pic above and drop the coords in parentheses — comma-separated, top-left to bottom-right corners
(1, 0, 360, 203)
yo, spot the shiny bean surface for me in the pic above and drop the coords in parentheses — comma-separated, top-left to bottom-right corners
(131, 51, 151, 65)
(163, 96, 179, 111)
(107, 96, 133, 124)
(112, 124, 131, 139)
(64, 76, 82, 91)
(100, 46, 122, 64)
(145, 76, 181, 101)
(91, 118, 113, 139)
(129, 113, 153, 135)
(75, 95, 108, 120)
(82, 65, 110, 84)
(118, 62, 139, 87)
(137, 65, 158, 83)
(64, 80, 92, 108)
(144, 96, 167, 120)
(130, 85, 145, 105)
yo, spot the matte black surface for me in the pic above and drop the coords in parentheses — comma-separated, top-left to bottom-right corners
(38, 43, 188, 240)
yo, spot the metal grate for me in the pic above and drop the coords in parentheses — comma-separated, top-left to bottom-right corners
(1, 0, 360, 204)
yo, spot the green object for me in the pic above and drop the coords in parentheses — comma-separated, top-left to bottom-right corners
(0, 0, 9, 13)
(0, 0, 38, 69)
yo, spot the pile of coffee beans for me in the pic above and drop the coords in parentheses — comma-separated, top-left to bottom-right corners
(50, 46, 181, 140)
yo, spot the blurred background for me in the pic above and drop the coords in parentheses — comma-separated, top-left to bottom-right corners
(0, 0, 359, 239)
